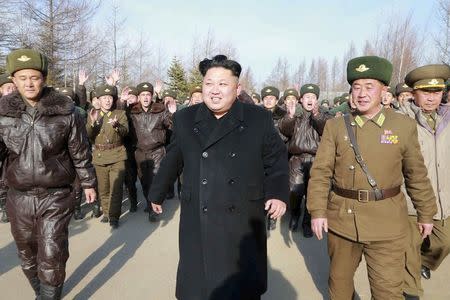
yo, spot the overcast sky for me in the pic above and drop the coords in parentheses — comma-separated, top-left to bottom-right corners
(96, 0, 440, 83)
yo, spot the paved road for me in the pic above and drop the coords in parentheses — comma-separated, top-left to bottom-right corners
(1, 194, 449, 299)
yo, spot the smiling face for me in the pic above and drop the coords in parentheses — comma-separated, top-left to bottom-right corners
(202, 67, 240, 118)
(12, 69, 45, 103)
(351, 78, 385, 116)
(99, 95, 113, 112)
(300, 93, 318, 112)
(190, 92, 203, 105)
(414, 89, 443, 113)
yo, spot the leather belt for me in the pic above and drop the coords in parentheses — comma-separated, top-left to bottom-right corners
(95, 142, 122, 151)
(332, 185, 401, 202)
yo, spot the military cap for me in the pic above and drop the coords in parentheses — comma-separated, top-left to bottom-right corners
(136, 82, 154, 95)
(128, 86, 139, 96)
(333, 96, 342, 106)
(321, 99, 330, 106)
(341, 93, 350, 102)
(395, 83, 413, 96)
(6, 48, 49, 76)
(162, 89, 177, 99)
(261, 86, 280, 99)
(0, 74, 13, 87)
(251, 92, 261, 101)
(190, 85, 202, 96)
(347, 56, 393, 85)
(95, 84, 117, 98)
(405, 64, 450, 91)
(283, 88, 300, 100)
(89, 90, 97, 101)
(300, 84, 320, 98)
(59, 86, 75, 100)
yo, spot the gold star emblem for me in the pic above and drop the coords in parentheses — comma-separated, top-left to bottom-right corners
(428, 79, 439, 85)
(17, 55, 31, 62)
(355, 64, 370, 72)
(307, 86, 314, 90)
(105, 89, 111, 92)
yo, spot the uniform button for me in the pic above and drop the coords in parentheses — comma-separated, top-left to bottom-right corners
(228, 179, 235, 185)
(229, 152, 236, 158)
(351, 122, 356, 126)
(202, 179, 208, 185)
(347, 209, 352, 214)
(228, 205, 235, 212)
(349, 165, 355, 170)
(202, 206, 208, 213)
(202, 152, 208, 158)
(97, 153, 101, 157)
(193, 127, 199, 133)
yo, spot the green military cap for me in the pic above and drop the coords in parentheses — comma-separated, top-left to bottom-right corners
(95, 84, 117, 98)
(0, 74, 13, 87)
(251, 92, 261, 101)
(59, 86, 75, 100)
(6, 48, 49, 76)
(136, 82, 154, 95)
(347, 56, 393, 85)
(162, 89, 177, 99)
(300, 84, 320, 98)
(321, 99, 330, 106)
(395, 83, 412, 96)
(404, 64, 450, 91)
(261, 86, 280, 99)
(89, 90, 97, 101)
(190, 85, 202, 96)
(283, 88, 300, 100)
(341, 93, 350, 102)
(333, 96, 342, 105)
(128, 86, 139, 96)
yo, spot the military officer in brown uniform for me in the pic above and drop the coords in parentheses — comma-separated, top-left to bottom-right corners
(87, 84, 128, 229)
(307, 56, 437, 300)
(130, 82, 175, 220)
(402, 64, 450, 299)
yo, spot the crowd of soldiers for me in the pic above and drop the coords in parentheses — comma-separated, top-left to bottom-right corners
(0, 47, 449, 299)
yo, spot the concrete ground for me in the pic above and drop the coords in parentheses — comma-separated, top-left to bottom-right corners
(1, 193, 449, 300)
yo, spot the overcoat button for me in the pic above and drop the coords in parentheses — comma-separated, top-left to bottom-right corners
(349, 165, 355, 170)
(193, 127, 199, 133)
(202, 152, 208, 158)
(203, 206, 208, 213)
(229, 205, 235, 212)
(347, 209, 352, 214)
(202, 179, 208, 185)
(228, 179, 235, 185)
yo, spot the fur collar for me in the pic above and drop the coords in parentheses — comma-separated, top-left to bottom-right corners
(0, 87, 75, 118)
(130, 102, 166, 114)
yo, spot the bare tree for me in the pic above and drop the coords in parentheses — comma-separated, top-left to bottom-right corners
(435, 0, 450, 64)
(292, 59, 306, 87)
(265, 57, 290, 91)
(240, 67, 256, 92)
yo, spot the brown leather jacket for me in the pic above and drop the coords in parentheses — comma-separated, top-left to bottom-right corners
(279, 110, 330, 155)
(130, 102, 173, 151)
(0, 87, 96, 190)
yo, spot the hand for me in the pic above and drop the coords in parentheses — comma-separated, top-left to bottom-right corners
(78, 69, 89, 86)
(105, 69, 120, 86)
(84, 188, 96, 204)
(151, 202, 163, 214)
(167, 99, 177, 113)
(120, 86, 130, 103)
(286, 100, 296, 118)
(89, 109, 99, 123)
(265, 199, 286, 220)
(311, 217, 328, 240)
(418, 223, 433, 239)
(108, 116, 119, 128)
(312, 101, 319, 116)
(155, 79, 163, 95)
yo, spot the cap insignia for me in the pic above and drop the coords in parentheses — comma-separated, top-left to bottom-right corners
(105, 89, 111, 92)
(17, 55, 31, 62)
(307, 86, 314, 90)
(355, 64, 370, 72)
(428, 79, 439, 85)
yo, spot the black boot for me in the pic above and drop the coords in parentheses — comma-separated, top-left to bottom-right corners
(289, 212, 300, 231)
(421, 265, 431, 280)
(403, 292, 420, 300)
(129, 198, 138, 213)
(148, 210, 159, 223)
(302, 222, 313, 238)
(28, 276, 40, 297)
(73, 190, 83, 220)
(38, 284, 63, 300)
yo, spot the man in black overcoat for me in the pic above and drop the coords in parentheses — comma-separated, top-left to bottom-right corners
(149, 55, 289, 300)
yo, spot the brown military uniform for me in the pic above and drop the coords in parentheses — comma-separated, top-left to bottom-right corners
(308, 108, 437, 299)
(87, 109, 128, 223)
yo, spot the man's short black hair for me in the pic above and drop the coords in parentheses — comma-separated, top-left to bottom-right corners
(199, 55, 242, 78)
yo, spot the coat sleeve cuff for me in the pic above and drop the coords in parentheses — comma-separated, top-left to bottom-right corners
(417, 215, 434, 224)
(310, 210, 327, 219)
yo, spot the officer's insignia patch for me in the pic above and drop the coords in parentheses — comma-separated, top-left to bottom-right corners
(289, 91, 293, 93)
(403, 84, 409, 88)
(355, 64, 370, 72)
(380, 130, 399, 144)
(266, 89, 272, 93)
(105, 88, 111, 92)
(143, 84, 148, 88)
(196, 86, 201, 89)
(307, 86, 314, 90)
(17, 55, 31, 62)
(62, 89, 67, 92)
(428, 79, 439, 85)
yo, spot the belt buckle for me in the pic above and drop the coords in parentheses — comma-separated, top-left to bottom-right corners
(357, 190, 369, 203)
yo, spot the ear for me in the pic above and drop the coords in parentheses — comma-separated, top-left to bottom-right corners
(236, 82, 242, 96)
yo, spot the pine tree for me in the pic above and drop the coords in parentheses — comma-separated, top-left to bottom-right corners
(167, 56, 189, 99)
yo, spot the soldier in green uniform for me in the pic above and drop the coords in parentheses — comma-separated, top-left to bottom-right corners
(382, 86, 396, 109)
(189, 85, 203, 106)
(320, 99, 330, 110)
(251, 92, 261, 105)
(307, 56, 437, 300)
(87, 84, 128, 229)
(0, 73, 16, 223)
(402, 64, 450, 300)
